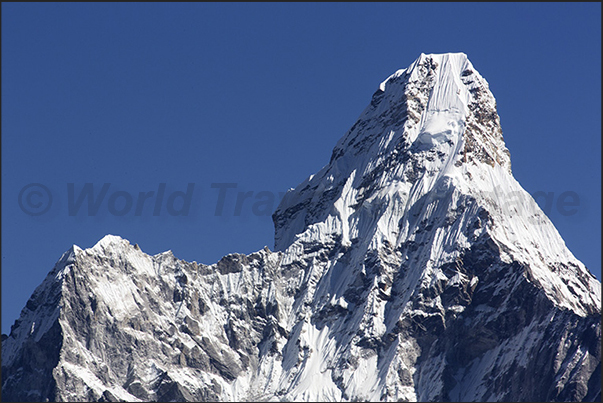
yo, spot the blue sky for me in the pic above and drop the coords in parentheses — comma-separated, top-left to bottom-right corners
(2, 3, 600, 334)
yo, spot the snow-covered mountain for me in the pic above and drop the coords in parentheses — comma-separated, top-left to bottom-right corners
(2, 53, 600, 402)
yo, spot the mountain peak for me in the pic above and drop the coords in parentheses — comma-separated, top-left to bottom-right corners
(380, 52, 470, 91)
(92, 234, 128, 249)
(3, 53, 600, 402)
(273, 53, 511, 252)
(272, 53, 597, 316)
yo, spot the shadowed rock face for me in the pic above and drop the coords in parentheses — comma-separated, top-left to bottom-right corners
(2, 53, 601, 402)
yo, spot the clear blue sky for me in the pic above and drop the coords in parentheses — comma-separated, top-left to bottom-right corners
(2, 3, 600, 334)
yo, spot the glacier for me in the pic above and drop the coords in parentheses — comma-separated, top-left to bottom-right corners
(2, 53, 600, 402)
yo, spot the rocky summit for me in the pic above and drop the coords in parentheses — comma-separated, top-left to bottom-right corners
(2, 53, 601, 402)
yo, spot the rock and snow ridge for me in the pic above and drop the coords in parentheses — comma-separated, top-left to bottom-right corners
(2, 53, 601, 402)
